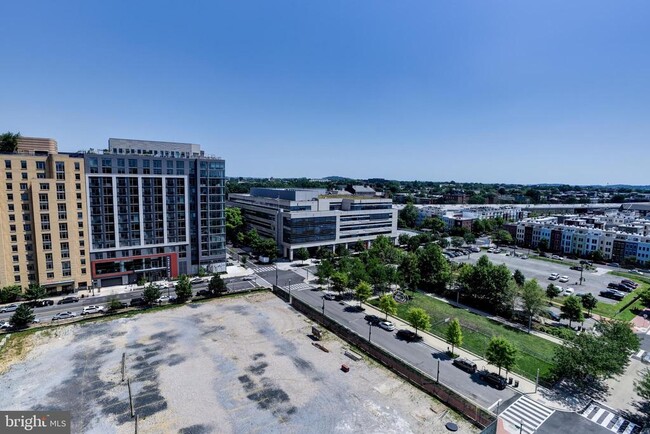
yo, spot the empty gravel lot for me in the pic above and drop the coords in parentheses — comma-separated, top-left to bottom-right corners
(0, 292, 476, 434)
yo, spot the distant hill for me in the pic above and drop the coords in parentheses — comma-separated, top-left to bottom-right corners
(323, 176, 352, 181)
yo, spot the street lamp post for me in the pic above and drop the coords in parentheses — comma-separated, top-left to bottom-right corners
(322, 297, 325, 316)
(275, 263, 278, 288)
(288, 279, 292, 303)
(579, 266, 584, 285)
(368, 322, 372, 342)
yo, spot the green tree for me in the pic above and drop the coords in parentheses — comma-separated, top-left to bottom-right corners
(416, 243, 452, 292)
(378, 293, 397, 320)
(445, 318, 463, 356)
(537, 239, 549, 252)
(407, 307, 431, 336)
(0, 131, 20, 153)
(354, 281, 373, 307)
(561, 295, 584, 327)
(208, 274, 227, 295)
(24, 283, 47, 301)
(354, 240, 366, 252)
(315, 259, 335, 285)
(295, 247, 310, 264)
(257, 238, 278, 262)
(175, 275, 193, 302)
(330, 272, 349, 295)
(457, 255, 514, 315)
(463, 232, 476, 244)
(520, 279, 545, 331)
(580, 293, 598, 316)
(552, 319, 640, 388)
(335, 245, 349, 257)
(451, 236, 464, 248)
(143, 284, 162, 305)
(225, 207, 244, 243)
(513, 270, 525, 287)
(398, 252, 420, 292)
(421, 216, 446, 233)
(641, 288, 650, 306)
(9, 304, 35, 329)
(494, 230, 513, 245)
(0, 285, 22, 304)
(108, 297, 124, 311)
(399, 203, 418, 228)
(197, 266, 207, 277)
(398, 233, 411, 246)
(590, 249, 605, 263)
(485, 337, 517, 376)
(546, 283, 561, 301)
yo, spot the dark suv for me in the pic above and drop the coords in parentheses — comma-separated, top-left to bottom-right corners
(57, 296, 79, 305)
(479, 371, 507, 390)
(129, 297, 146, 307)
(452, 358, 477, 373)
(364, 314, 381, 325)
(396, 329, 422, 342)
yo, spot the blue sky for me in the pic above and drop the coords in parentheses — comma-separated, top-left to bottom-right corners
(2, 1, 649, 184)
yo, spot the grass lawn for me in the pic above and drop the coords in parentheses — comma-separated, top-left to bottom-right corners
(371, 292, 558, 381)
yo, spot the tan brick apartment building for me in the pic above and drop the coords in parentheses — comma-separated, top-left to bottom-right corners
(0, 137, 90, 293)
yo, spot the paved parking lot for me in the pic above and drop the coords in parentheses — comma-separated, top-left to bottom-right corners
(0, 293, 476, 434)
(451, 251, 624, 304)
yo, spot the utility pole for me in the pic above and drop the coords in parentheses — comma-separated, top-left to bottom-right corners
(535, 368, 540, 393)
(322, 297, 325, 316)
(436, 359, 440, 383)
(275, 263, 278, 287)
(368, 323, 372, 342)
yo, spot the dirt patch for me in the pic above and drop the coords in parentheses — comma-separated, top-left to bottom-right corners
(0, 292, 478, 434)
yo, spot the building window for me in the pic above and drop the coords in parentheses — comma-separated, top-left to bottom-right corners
(7, 193, 13, 201)
(6, 172, 12, 180)
(21, 172, 28, 180)
(13, 265, 19, 273)
(47, 272, 54, 279)
(12, 255, 19, 263)
(36, 161, 45, 170)
(14, 275, 21, 283)
(74, 162, 80, 170)
(40, 183, 49, 190)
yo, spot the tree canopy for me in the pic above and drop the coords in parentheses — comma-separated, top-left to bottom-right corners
(560, 295, 584, 327)
(10, 303, 34, 329)
(407, 307, 431, 336)
(485, 337, 517, 376)
(446, 318, 463, 356)
(0, 131, 20, 153)
(378, 293, 397, 320)
(520, 279, 546, 331)
(175, 275, 193, 302)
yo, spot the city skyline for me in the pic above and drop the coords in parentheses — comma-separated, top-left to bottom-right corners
(2, 1, 649, 184)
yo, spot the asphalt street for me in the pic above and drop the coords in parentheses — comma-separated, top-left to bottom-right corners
(271, 280, 518, 409)
(0, 277, 259, 323)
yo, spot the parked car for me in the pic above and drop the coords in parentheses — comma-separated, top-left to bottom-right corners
(190, 278, 203, 284)
(0, 321, 11, 329)
(562, 287, 575, 296)
(0, 304, 19, 313)
(607, 282, 620, 289)
(129, 297, 146, 307)
(630, 270, 645, 276)
(617, 283, 634, 292)
(156, 295, 170, 304)
(242, 276, 256, 281)
(570, 266, 583, 271)
(548, 273, 560, 280)
(609, 263, 620, 268)
(600, 289, 625, 301)
(396, 329, 422, 342)
(378, 321, 395, 331)
(551, 255, 564, 260)
(478, 371, 507, 390)
(580, 260, 593, 266)
(323, 293, 336, 300)
(558, 276, 569, 283)
(57, 296, 79, 305)
(452, 358, 477, 373)
(364, 314, 381, 325)
(196, 289, 211, 297)
(520, 255, 528, 260)
(81, 305, 106, 315)
(52, 311, 76, 321)
(546, 310, 561, 321)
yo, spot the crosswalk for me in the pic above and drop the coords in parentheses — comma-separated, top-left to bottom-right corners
(499, 396, 554, 434)
(251, 266, 276, 273)
(580, 401, 641, 434)
(284, 282, 312, 291)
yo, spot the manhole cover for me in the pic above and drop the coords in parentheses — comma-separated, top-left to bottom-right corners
(445, 422, 458, 432)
